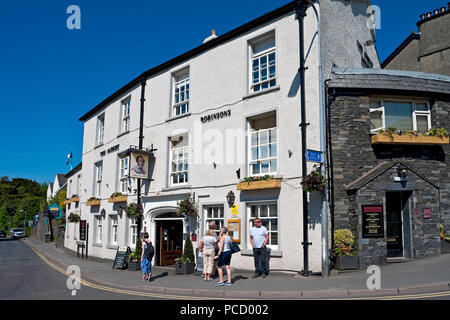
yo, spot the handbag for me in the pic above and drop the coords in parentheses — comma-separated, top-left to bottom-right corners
(230, 241, 240, 254)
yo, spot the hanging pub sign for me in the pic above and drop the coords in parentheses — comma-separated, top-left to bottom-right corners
(362, 205, 384, 238)
(129, 151, 150, 180)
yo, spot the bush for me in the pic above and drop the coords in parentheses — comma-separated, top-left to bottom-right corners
(333, 229, 356, 257)
(177, 236, 195, 264)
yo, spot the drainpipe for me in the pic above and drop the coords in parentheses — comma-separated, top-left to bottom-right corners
(304, 0, 329, 277)
(296, 0, 311, 277)
(137, 77, 147, 236)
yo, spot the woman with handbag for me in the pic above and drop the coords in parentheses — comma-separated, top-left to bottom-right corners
(214, 227, 232, 286)
(199, 229, 218, 281)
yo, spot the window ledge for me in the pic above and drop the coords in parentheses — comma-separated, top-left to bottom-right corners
(161, 185, 192, 192)
(241, 249, 282, 257)
(92, 242, 103, 248)
(166, 112, 192, 123)
(243, 86, 280, 100)
(107, 244, 119, 250)
(117, 131, 130, 138)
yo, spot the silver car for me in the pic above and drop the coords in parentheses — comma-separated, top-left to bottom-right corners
(10, 228, 25, 239)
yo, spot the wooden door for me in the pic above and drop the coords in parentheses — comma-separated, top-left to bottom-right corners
(386, 192, 403, 258)
(159, 221, 183, 266)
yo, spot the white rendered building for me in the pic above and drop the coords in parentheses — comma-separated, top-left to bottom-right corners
(66, 0, 379, 273)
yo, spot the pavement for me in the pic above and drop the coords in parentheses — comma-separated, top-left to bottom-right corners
(22, 237, 450, 299)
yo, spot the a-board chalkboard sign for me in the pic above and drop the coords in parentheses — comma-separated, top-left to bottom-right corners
(113, 247, 131, 270)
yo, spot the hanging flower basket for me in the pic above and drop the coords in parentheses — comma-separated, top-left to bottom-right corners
(176, 198, 198, 219)
(302, 165, 327, 193)
(125, 203, 143, 218)
(67, 213, 80, 223)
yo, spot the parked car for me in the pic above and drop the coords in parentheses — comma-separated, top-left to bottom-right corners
(0, 231, 6, 238)
(10, 228, 25, 239)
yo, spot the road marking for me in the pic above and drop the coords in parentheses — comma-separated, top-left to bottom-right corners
(23, 240, 246, 300)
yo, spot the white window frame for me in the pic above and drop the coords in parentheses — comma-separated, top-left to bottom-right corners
(95, 216, 103, 244)
(110, 215, 118, 246)
(121, 99, 131, 133)
(129, 217, 138, 247)
(248, 126, 278, 177)
(172, 70, 190, 117)
(204, 205, 224, 235)
(170, 144, 189, 186)
(370, 100, 431, 133)
(249, 34, 276, 93)
(247, 202, 278, 250)
(95, 162, 103, 198)
(97, 114, 105, 145)
(119, 157, 129, 194)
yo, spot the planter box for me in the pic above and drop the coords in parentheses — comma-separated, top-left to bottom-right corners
(71, 197, 80, 203)
(86, 199, 101, 206)
(175, 262, 195, 275)
(108, 195, 128, 203)
(237, 179, 281, 191)
(128, 260, 141, 271)
(335, 255, 359, 271)
(371, 134, 449, 146)
(63, 199, 72, 205)
(441, 240, 450, 254)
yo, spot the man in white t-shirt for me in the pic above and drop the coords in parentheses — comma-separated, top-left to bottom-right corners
(249, 218, 269, 278)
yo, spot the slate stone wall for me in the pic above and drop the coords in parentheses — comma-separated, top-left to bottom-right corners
(329, 96, 450, 267)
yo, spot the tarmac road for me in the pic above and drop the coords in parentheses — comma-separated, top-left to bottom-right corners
(0, 238, 150, 300)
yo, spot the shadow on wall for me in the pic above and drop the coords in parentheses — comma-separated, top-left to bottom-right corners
(308, 191, 323, 230)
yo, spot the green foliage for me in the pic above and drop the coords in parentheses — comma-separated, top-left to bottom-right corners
(242, 175, 274, 182)
(302, 165, 327, 193)
(125, 203, 143, 218)
(176, 198, 198, 218)
(441, 224, 450, 242)
(333, 229, 357, 256)
(0, 177, 47, 231)
(177, 236, 195, 264)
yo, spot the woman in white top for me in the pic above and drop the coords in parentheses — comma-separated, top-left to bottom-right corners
(214, 227, 232, 286)
(199, 229, 217, 281)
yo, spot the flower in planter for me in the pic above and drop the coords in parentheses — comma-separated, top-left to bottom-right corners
(110, 192, 123, 198)
(302, 165, 327, 193)
(125, 203, 143, 218)
(440, 224, 450, 242)
(333, 228, 357, 257)
(87, 197, 100, 202)
(176, 198, 198, 219)
(67, 213, 80, 223)
(242, 175, 274, 183)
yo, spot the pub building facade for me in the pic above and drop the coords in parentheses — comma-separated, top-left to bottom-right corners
(64, 0, 380, 273)
(326, 68, 450, 268)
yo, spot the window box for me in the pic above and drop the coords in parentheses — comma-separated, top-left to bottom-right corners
(71, 196, 80, 203)
(441, 240, 450, 254)
(371, 134, 449, 145)
(108, 195, 128, 203)
(86, 198, 101, 206)
(237, 178, 281, 191)
(64, 199, 72, 205)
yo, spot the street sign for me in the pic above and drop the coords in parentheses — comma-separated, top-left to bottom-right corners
(306, 150, 323, 163)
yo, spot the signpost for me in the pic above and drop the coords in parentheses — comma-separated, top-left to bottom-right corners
(362, 205, 384, 238)
(113, 247, 131, 270)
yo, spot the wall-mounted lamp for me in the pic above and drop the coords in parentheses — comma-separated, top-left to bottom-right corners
(226, 191, 235, 208)
(288, 150, 293, 158)
(395, 164, 408, 182)
(236, 169, 241, 180)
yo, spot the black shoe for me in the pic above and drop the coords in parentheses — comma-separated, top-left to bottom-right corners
(252, 273, 261, 278)
(262, 273, 268, 278)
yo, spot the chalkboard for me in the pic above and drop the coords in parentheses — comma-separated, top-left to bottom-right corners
(362, 205, 384, 238)
(113, 247, 131, 270)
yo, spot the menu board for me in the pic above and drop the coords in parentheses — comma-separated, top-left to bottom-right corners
(79, 220, 87, 241)
(227, 219, 241, 243)
(113, 247, 131, 270)
(362, 205, 384, 238)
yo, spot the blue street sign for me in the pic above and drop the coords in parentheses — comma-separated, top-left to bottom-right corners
(306, 150, 323, 163)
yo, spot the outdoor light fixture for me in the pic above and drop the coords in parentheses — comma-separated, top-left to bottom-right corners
(236, 168, 241, 180)
(226, 191, 235, 208)
(395, 164, 408, 182)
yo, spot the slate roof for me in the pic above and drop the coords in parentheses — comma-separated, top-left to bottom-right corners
(328, 68, 450, 97)
(56, 174, 67, 186)
(65, 163, 82, 178)
(345, 161, 439, 191)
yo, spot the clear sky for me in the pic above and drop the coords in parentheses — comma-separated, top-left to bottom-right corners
(0, 0, 447, 184)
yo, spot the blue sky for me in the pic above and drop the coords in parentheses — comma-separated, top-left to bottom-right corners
(0, 0, 446, 184)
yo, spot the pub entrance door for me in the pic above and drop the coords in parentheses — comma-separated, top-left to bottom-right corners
(386, 191, 412, 258)
(155, 220, 183, 266)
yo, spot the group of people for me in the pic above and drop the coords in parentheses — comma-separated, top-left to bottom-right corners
(199, 218, 270, 286)
(138, 218, 270, 286)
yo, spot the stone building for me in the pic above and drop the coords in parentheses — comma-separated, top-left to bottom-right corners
(382, 4, 450, 76)
(326, 68, 450, 268)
